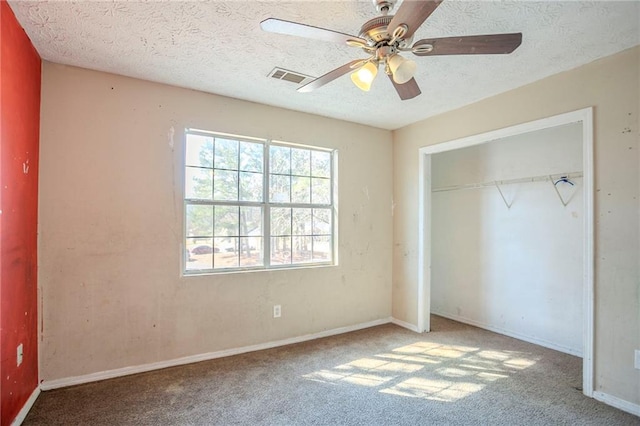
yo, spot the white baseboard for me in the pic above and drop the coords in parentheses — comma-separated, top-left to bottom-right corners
(391, 317, 420, 332)
(593, 391, 640, 417)
(41, 317, 392, 390)
(432, 311, 583, 357)
(10, 386, 40, 426)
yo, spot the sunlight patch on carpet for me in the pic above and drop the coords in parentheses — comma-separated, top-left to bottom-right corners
(302, 341, 539, 402)
(380, 377, 485, 402)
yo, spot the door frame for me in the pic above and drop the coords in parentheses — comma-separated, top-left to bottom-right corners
(416, 107, 594, 397)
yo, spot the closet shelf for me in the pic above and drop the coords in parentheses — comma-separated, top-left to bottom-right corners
(432, 171, 583, 193)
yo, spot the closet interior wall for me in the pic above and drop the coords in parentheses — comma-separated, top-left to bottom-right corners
(430, 123, 584, 355)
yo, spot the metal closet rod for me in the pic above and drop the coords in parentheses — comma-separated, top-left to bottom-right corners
(432, 171, 583, 193)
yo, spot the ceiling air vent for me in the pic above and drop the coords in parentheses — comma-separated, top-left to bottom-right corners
(268, 67, 314, 85)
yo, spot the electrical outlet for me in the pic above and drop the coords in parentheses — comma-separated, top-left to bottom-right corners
(634, 350, 640, 370)
(273, 305, 281, 318)
(17, 344, 23, 367)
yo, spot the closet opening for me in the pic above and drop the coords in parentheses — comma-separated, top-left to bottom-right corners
(416, 108, 594, 397)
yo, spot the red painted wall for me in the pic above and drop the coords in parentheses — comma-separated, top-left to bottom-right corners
(1, 1, 41, 424)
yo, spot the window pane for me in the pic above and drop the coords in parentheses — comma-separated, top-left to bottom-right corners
(291, 176, 311, 204)
(270, 145, 291, 174)
(240, 206, 262, 237)
(270, 208, 291, 236)
(185, 167, 213, 200)
(214, 237, 239, 269)
(240, 237, 263, 267)
(292, 208, 312, 235)
(186, 205, 213, 237)
(214, 170, 238, 201)
(313, 209, 332, 235)
(215, 237, 236, 256)
(240, 141, 263, 172)
(311, 151, 331, 178)
(271, 236, 292, 265)
(185, 134, 214, 168)
(292, 236, 312, 263)
(313, 236, 332, 262)
(185, 135, 335, 273)
(215, 206, 239, 236)
(239, 171, 263, 202)
(291, 148, 310, 176)
(270, 174, 290, 203)
(186, 238, 213, 271)
(214, 138, 239, 170)
(311, 177, 331, 204)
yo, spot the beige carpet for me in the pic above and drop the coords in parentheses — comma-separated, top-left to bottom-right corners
(25, 316, 639, 425)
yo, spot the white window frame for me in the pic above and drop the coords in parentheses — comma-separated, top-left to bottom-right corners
(183, 128, 337, 275)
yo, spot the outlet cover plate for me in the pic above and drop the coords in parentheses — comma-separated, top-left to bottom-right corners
(273, 305, 281, 318)
(634, 350, 640, 369)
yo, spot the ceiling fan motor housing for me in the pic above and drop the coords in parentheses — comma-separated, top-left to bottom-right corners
(359, 16, 393, 43)
(359, 15, 413, 52)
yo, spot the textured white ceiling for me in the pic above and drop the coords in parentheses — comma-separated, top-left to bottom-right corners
(9, 0, 640, 130)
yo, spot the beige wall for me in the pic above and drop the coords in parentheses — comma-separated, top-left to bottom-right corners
(392, 47, 639, 404)
(39, 62, 393, 381)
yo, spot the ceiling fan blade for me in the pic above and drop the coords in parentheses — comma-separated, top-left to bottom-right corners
(298, 60, 366, 93)
(387, 1, 443, 39)
(412, 33, 523, 56)
(387, 74, 421, 100)
(261, 18, 368, 46)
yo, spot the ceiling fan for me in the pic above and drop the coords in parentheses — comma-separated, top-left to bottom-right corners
(261, 0, 522, 100)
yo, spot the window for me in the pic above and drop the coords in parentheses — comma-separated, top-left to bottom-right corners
(183, 130, 335, 274)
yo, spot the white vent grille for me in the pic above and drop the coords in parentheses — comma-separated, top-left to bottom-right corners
(268, 67, 314, 85)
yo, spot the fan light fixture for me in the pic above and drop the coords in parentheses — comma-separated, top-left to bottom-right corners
(388, 54, 417, 84)
(351, 53, 417, 91)
(351, 62, 378, 91)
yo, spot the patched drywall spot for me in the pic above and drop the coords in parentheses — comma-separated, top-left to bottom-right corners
(362, 186, 370, 200)
(168, 124, 179, 237)
(168, 126, 175, 150)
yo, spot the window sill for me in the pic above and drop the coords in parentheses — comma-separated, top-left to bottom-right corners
(182, 262, 337, 277)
